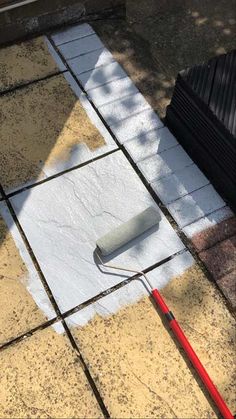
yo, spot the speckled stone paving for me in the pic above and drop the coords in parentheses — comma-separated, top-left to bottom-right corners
(0, 22, 235, 419)
(0, 71, 116, 194)
(0, 324, 102, 418)
(68, 265, 236, 418)
(0, 36, 65, 92)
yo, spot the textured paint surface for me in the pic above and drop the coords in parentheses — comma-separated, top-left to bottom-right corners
(124, 127, 177, 162)
(69, 265, 236, 418)
(0, 325, 102, 418)
(0, 37, 64, 92)
(168, 184, 226, 228)
(0, 72, 116, 193)
(138, 144, 193, 182)
(10, 152, 185, 313)
(0, 205, 55, 346)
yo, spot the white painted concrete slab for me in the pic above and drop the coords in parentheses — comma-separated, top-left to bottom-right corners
(182, 206, 233, 237)
(68, 48, 115, 75)
(51, 23, 95, 46)
(151, 164, 209, 204)
(124, 127, 178, 162)
(99, 93, 151, 126)
(111, 109, 164, 144)
(167, 184, 226, 228)
(0, 201, 56, 321)
(88, 76, 139, 107)
(138, 145, 193, 183)
(77, 61, 127, 91)
(65, 251, 194, 327)
(44, 37, 66, 72)
(58, 34, 104, 60)
(10, 152, 185, 313)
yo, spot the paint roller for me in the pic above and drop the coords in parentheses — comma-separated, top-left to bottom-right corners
(95, 206, 233, 419)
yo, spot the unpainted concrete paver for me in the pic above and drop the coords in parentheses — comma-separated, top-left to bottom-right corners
(68, 264, 236, 418)
(0, 324, 102, 418)
(0, 36, 65, 92)
(0, 71, 115, 194)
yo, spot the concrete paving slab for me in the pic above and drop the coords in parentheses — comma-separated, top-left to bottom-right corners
(10, 152, 185, 314)
(0, 323, 102, 418)
(0, 202, 55, 347)
(68, 47, 115, 75)
(168, 185, 226, 228)
(199, 237, 236, 280)
(66, 251, 194, 326)
(99, 92, 151, 126)
(138, 144, 193, 182)
(111, 108, 163, 144)
(77, 61, 127, 91)
(51, 23, 95, 46)
(191, 216, 236, 252)
(125, 127, 177, 162)
(67, 264, 236, 418)
(0, 71, 116, 194)
(88, 76, 139, 107)
(0, 36, 65, 92)
(151, 164, 209, 204)
(58, 34, 104, 60)
(183, 206, 234, 238)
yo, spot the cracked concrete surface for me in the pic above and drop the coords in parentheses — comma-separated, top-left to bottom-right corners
(69, 264, 236, 418)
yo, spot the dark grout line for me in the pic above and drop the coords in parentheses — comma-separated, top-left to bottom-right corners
(0, 317, 59, 352)
(61, 320, 110, 418)
(0, 248, 187, 352)
(5, 148, 119, 199)
(58, 249, 188, 321)
(53, 31, 96, 48)
(61, 46, 105, 62)
(0, 185, 111, 417)
(0, 70, 66, 97)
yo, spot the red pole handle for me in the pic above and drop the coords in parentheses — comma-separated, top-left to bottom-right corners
(152, 288, 234, 419)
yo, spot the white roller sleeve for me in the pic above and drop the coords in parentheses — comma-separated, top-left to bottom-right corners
(96, 206, 161, 256)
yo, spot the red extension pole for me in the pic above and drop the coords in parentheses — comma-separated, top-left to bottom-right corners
(152, 288, 234, 419)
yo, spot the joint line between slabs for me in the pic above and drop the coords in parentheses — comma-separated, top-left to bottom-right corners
(0, 248, 188, 352)
(4, 148, 119, 199)
(0, 192, 110, 418)
(0, 70, 66, 97)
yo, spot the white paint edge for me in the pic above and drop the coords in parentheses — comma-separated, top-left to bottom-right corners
(182, 206, 234, 237)
(0, 201, 56, 322)
(66, 251, 194, 327)
(44, 37, 67, 72)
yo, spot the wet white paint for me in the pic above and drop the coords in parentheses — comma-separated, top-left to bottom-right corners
(10, 152, 185, 314)
(66, 251, 194, 327)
